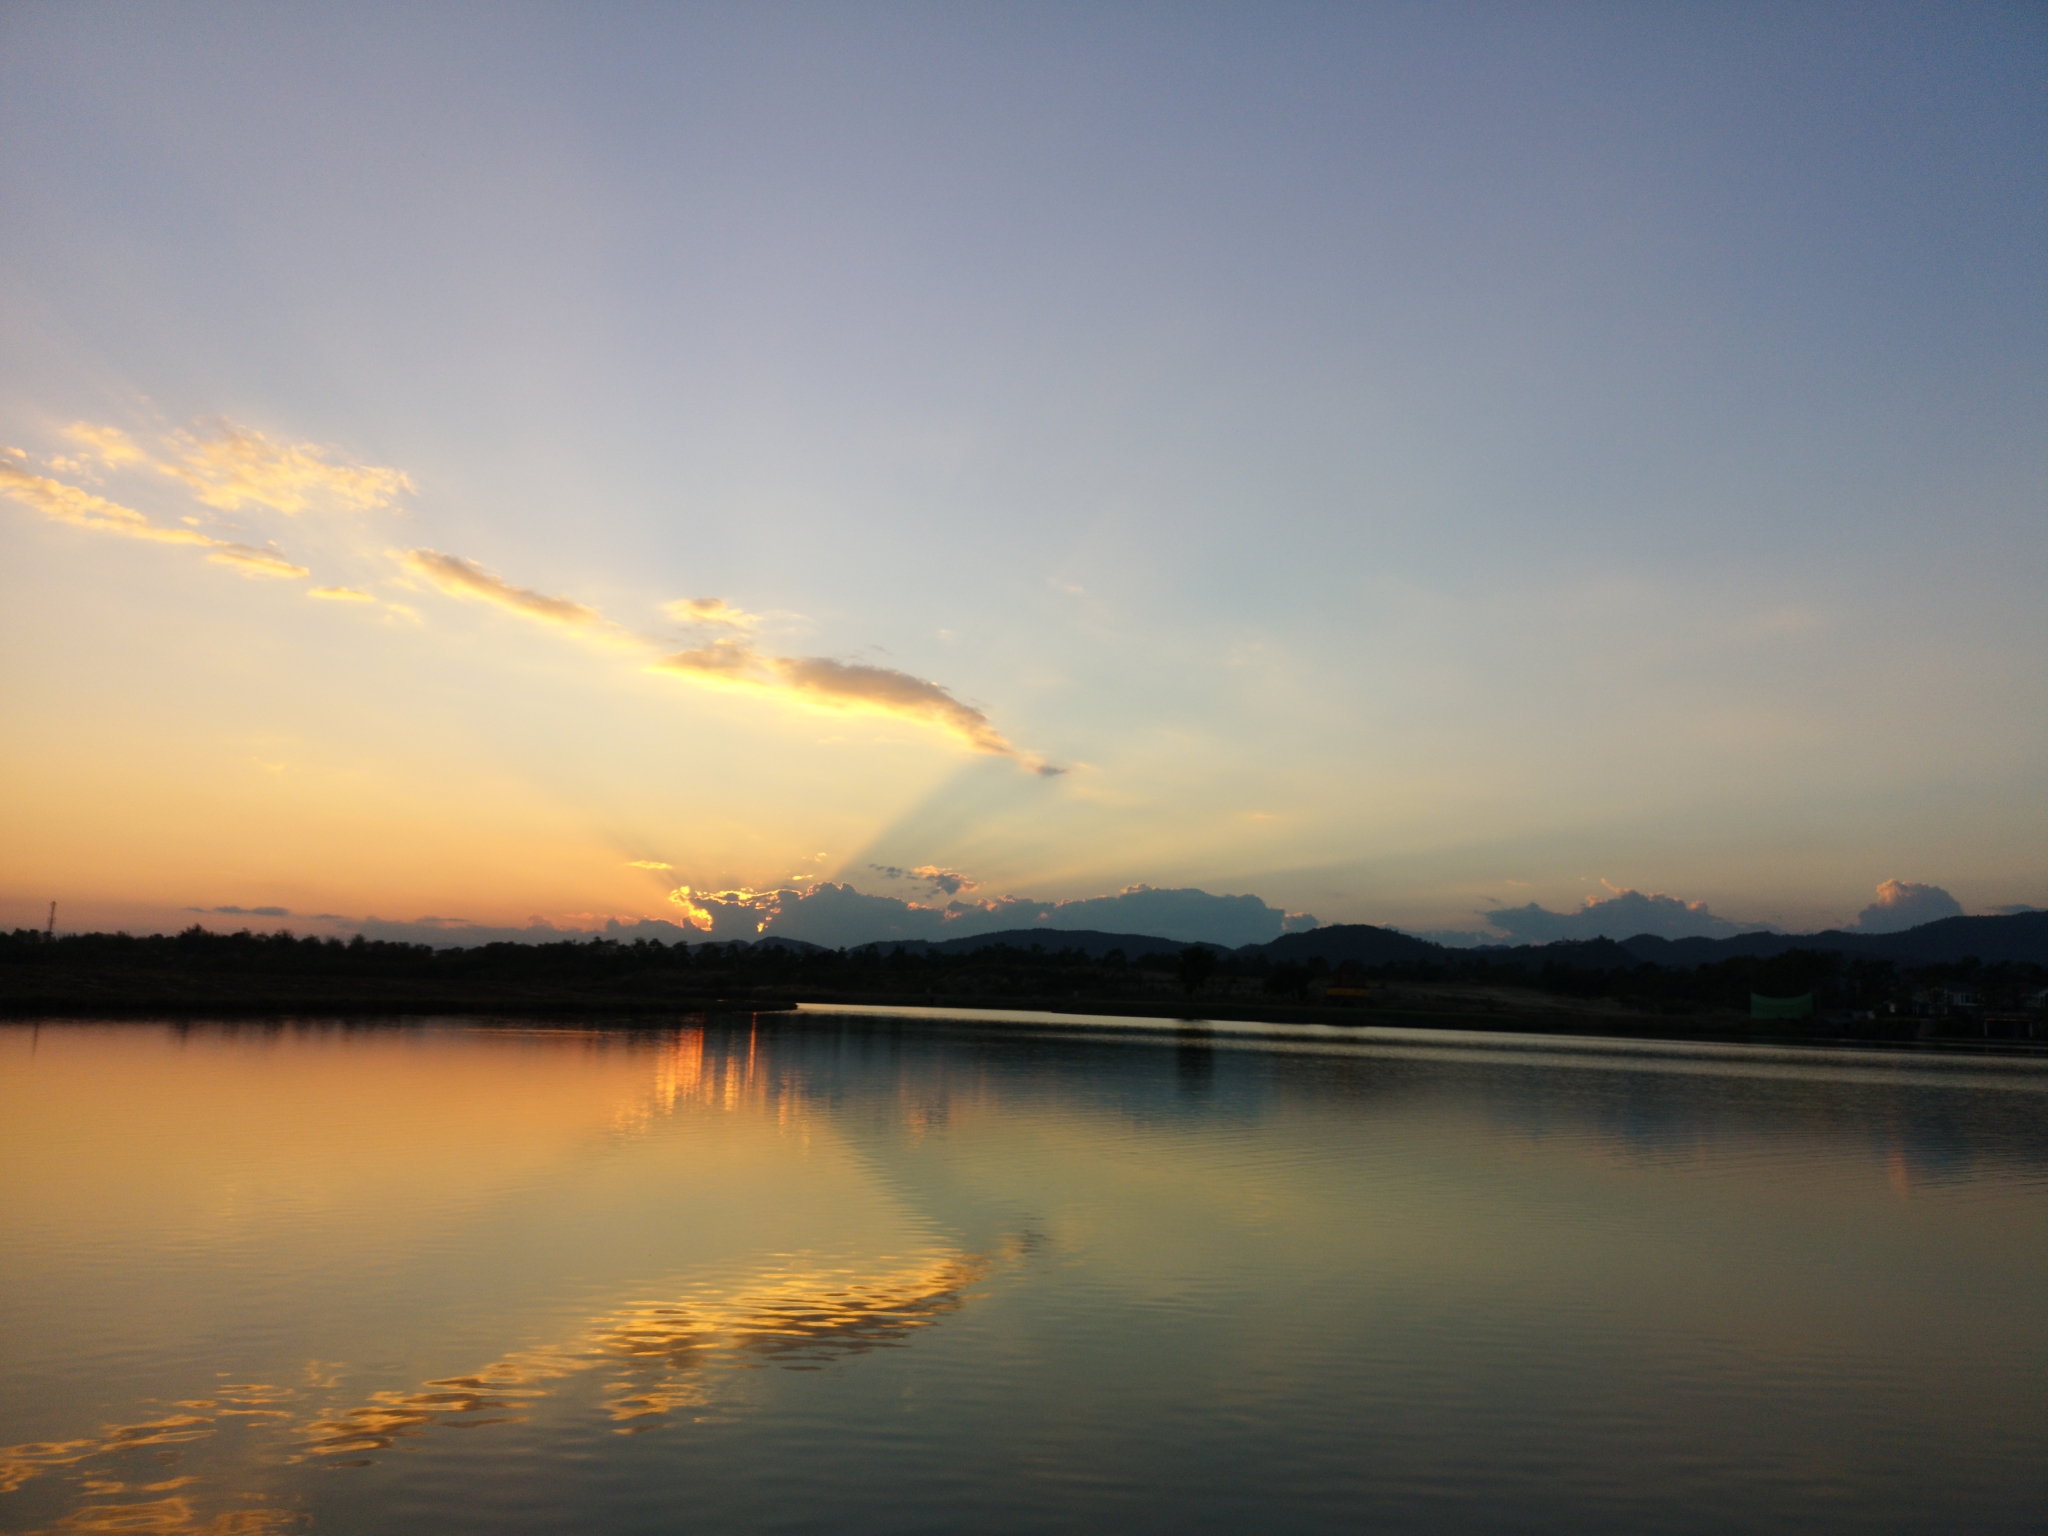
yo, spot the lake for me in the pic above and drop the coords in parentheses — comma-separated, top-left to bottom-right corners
(2, 1013, 2044, 1534)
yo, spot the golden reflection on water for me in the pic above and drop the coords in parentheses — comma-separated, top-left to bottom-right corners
(37, 1502, 297, 1535)
(2, 1022, 1017, 1536)
(0, 1384, 298, 1495)
(285, 1024, 1018, 1458)
(297, 1240, 1017, 1461)
(0, 1386, 302, 1534)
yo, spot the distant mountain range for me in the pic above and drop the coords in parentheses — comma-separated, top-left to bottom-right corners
(751, 910, 2048, 969)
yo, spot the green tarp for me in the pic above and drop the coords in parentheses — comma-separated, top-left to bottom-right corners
(1750, 992, 1815, 1019)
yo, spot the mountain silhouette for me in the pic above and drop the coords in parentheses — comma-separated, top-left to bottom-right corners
(889, 911, 2048, 970)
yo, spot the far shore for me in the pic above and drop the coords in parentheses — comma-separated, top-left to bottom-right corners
(6, 986, 2042, 1057)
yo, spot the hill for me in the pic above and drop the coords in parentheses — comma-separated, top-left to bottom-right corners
(1251, 923, 1446, 967)
(1616, 911, 2048, 969)
(757, 912, 2048, 970)
(926, 928, 1196, 960)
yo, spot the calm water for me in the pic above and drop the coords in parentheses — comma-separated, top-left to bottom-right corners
(2, 1014, 2045, 1535)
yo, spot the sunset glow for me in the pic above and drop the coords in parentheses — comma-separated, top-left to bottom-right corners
(0, 6, 2040, 943)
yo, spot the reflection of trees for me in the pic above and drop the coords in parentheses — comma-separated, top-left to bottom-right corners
(772, 1010, 2048, 1191)
(1243, 1035, 2048, 1185)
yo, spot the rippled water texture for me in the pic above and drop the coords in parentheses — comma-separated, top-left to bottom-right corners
(2, 1016, 2045, 1534)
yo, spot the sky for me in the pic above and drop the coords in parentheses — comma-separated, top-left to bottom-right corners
(1, 2, 2042, 947)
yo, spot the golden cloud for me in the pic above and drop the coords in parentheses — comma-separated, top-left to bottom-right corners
(664, 596, 761, 631)
(208, 544, 312, 579)
(167, 421, 410, 513)
(64, 417, 412, 514)
(663, 884, 793, 935)
(1, 463, 211, 544)
(651, 638, 1054, 767)
(911, 864, 977, 895)
(61, 422, 146, 468)
(665, 886, 723, 932)
(0, 464, 309, 583)
(776, 655, 1018, 756)
(12, 432, 1052, 772)
(660, 637, 760, 675)
(401, 550, 602, 627)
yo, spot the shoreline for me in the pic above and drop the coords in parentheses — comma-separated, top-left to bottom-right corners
(5, 990, 2044, 1058)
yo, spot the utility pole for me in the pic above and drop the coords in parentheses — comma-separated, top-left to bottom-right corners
(45, 901, 55, 942)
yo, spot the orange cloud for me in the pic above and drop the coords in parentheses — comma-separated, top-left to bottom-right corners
(208, 544, 312, 579)
(60, 422, 146, 468)
(63, 417, 412, 514)
(909, 865, 974, 893)
(664, 596, 761, 631)
(401, 550, 602, 628)
(652, 638, 1056, 769)
(308, 585, 377, 602)
(1, 463, 309, 580)
(661, 636, 760, 675)
(664, 886, 725, 932)
(403, 545, 1046, 767)
(167, 421, 410, 513)
(1, 463, 213, 544)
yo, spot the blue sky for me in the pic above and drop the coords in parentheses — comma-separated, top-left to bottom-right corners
(2, 2, 2042, 941)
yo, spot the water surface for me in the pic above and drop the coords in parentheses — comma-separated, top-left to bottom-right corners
(2, 1015, 2044, 1533)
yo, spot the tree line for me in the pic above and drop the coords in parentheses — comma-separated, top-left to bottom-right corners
(3, 924, 2042, 1023)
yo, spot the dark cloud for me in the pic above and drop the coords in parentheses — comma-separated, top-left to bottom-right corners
(1477, 888, 1764, 944)
(243, 884, 1310, 951)
(757, 881, 1312, 949)
(188, 904, 293, 917)
(869, 863, 979, 896)
(1849, 880, 1964, 934)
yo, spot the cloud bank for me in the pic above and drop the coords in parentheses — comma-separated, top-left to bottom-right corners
(662, 880, 1318, 949)
(1438, 886, 1768, 946)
